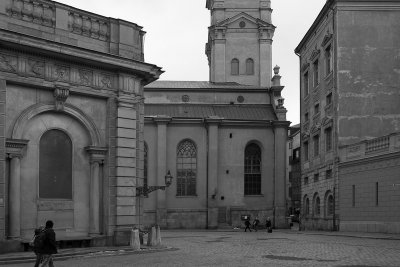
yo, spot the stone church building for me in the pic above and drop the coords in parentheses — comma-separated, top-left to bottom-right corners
(142, 0, 290, 229)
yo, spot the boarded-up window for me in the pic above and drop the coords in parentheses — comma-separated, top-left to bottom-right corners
(39, 129, 72, 199)
(244, 143, 261, 195)
(246, 58, 254, 75)
(176, 140, 197, 196)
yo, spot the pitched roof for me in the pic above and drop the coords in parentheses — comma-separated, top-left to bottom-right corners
(145, 104, 277, 121)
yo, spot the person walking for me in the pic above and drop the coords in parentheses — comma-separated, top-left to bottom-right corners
(266, 217, 272, 233)
(252, 217, 260, 232)
(38, 220, 57, 267)
(244, 217, 252, 232)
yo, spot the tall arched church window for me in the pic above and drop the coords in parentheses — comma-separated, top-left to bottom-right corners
(231, 58, 239, 75)
(39, 129, 72, 199)
(246, 58, 254, 75)
(144, 142, 148, 188)
(176, 139, 197, 196)
(244, 143, 261, 195)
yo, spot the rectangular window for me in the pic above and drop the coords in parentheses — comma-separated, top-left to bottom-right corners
(326, 169, 332, 179)
(325, 45, 332, 75)
(325, 127, 332, 152)
(304, 177, 309, 185)
(313, 59, 319, 86)
(352, 185, 356, 207)
(326, 92, 332, 105)
(313, 135, 320, 157)
(304, 71, 309, 96)
(314, 173, 319, 182)
(314, 103, 320, 114)
(304, 141, 309, 161)
(305, 112, 309, 122)
(375, 182, 379, 206)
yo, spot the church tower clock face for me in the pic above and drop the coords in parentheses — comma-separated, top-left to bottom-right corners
(206, 0, 275, 87)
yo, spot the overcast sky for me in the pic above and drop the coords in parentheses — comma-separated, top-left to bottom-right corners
(56, 0, 326, 124)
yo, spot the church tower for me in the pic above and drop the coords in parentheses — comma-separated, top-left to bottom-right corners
(206, 0, 275, 87)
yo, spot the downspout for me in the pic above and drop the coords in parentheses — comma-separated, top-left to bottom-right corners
(272, 121, 276, 229)
(205, 120, 209, 229)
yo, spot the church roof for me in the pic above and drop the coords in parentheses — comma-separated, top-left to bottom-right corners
(145, 104, 277, 121)
(145, 80, 267, 90)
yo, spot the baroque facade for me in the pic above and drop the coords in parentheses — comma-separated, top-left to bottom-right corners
(142, 0, 290, 229)
(295, 0, 400, 232)
(0, 0, 162, 251)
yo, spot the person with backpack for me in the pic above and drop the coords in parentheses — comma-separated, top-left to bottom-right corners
(266, 217, 272, 233)
(31, 226, 44, 267)
(244, 217, 252, 232)
(38, 220, 57, 267)
(252, 217, 260, 232)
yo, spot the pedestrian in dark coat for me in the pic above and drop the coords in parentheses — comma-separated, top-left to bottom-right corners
(252, 217, 260, 232)
(266, 217, 272, 233)
(244, 218, 252, 232)
(38, 220, 57, 267)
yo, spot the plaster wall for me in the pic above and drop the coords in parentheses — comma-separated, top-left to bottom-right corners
(337, 10, 400, 145)
(339, 154, 400, 233)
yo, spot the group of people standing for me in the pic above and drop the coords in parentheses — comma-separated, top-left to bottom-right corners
(244, 217, 272, 232)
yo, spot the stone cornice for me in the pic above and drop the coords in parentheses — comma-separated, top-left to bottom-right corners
(85, 146, 108, 163)
(0, 29, 163, 84)
(153, 115, 172, 124)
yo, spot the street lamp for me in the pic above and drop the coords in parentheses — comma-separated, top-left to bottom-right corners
(136, 170, 173, 197)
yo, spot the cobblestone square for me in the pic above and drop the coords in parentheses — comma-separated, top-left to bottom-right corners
(11, 230, 400, 267)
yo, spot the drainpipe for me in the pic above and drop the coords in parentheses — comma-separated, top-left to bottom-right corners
(205, 120, 209, 229)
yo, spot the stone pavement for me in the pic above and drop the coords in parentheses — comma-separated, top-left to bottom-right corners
(1, 229, 400, 266)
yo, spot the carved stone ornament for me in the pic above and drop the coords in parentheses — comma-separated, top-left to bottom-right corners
(322, 116, 333, 127)
(101, 74, 112, 89)
(310, 124, 321, 135)
(0, 53, 18, 73)
(27, 59, 45, 77)
(6, 138, 29, 159)
(78, 69, 93, 86)
(54, 86, 70, 111)
(301, 132, 310, 141)
(258, 26, 275, 40)
(54, 65, 70, 82)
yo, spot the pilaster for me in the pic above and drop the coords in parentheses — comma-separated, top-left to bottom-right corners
(6, 139, 28, 239)
(206, 116, 221, 229)
(259, 27, 274, 87)
(154, 116, 171, 228)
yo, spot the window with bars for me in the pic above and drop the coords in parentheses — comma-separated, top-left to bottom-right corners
(244, 143, 262, 195)
(144, 142, 148, 188)
(176, 139, 197, 196)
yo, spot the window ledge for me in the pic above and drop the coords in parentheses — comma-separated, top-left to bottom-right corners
(175, 195, 198, 198)
(244, 194, 264, 197)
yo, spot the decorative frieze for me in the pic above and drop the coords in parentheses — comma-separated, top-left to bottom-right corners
(7, 0, 55, 27)
(68, 11, 110, 41)
(78, 69, 93, 86)
(26, 59, 45, 77)
(54, 65, 70, 82)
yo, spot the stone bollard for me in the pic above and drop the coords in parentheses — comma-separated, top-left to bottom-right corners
(130, 228, 140, 251)
(147, 226, 157, 246)
(155, 225, 162, 246)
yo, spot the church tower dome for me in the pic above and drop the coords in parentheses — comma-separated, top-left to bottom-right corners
(206, 0, 275, 87)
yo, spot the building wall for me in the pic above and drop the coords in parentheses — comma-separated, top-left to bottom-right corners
(339, 132, 400, 233)
(337, 8, 400, 146)
(143, 122, 281, 228)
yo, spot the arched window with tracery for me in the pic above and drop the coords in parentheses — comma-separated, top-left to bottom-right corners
(244, 143, 261, 195)
(231, 58, 239, 75)
(39, 129, 72, 199)
(144, 142, 148, 188)
(246, 58, 254, 75)
(177, 139, 197, 196)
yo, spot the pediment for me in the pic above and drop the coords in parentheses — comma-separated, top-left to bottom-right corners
(213, 12, 275, 29)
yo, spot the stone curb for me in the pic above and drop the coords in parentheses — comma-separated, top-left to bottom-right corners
(0, 246, 177, 265)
